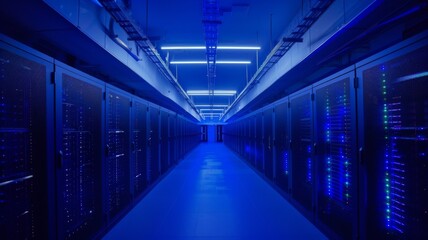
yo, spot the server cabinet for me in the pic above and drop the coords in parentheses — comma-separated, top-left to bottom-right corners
(105, 86, 131, 218)
(148, 107, 160, 182)
(170, 115, 177, 165)
(255, 113, 264, 171)
(236, 124, 241, 154)
(275, 100, 290, 192)
(242, 121, 247, 159)
(201, 125, 207, 142)
(244, 120, 250, 161)
(290, 88, 314, 213)
(160, 111, 169, 173)
(176, 118, 182, 159)
(314, 71, 356, 239)
(0, 40, 53, 239)
(55, 65, 104, 239)
(263, 108, 274, 180)
(131, 99, 147, 198)
(217, 125, 223, 142)
(242, 122, 246, 156)
(238, 123, 243, 155)
(182, 120, 187, 155)
(358, 37, 428, 239)
(250, 116, 257, 166)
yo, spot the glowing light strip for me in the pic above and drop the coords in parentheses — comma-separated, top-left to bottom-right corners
(199, 109, 224, 111)
(170, 61, 251, 65)
(326, 93, 332, 197)
(161, 46, 260, 50)
(187, 90, 236, 96)
(396, 71, 428, 82)
(0, 175, 33, 187)
(283, 152, 289, 175)
(201, 114, 222, 116)
(195, 104, 228, 107)
(218, 46, 260, 50)
(382, 66, 405, 234)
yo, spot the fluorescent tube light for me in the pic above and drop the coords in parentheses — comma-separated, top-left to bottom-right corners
(170, 61, 206, 64)
(170, 61, 251, 65)
(218, 46, 260, 50)
(201, 113, 222, 115)
(217, 61, 251, 64)
(195, 105, 228, 107)
(187, 90, 236, 96)
(199, 109, 224, 111)
(161, 46, 206, 50)
(161, 46, 260, 50)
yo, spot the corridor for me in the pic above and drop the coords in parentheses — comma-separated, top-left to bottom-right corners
(103, 143, 326, 239)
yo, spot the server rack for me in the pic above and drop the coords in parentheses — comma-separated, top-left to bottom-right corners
(105, 85, 131, 219)
(176, 118, 182, 159)
(239, 122, 243, 158)
(131, 98, 147, 198)
(181, 119, 186, 155)
(250, 116, 257, 166)
(54, 63, 104, 240)
(263, 108, 274, 180)
(244, 120, 250, 161)
(0, 39, 53, 239)
(222, 30, 428, 240)
(217, 125, 223, 142)
(148, 107, 160, 182)
(236, 124, 240, 154)
(255, 113, 264, 171)
(313, 69, 356, 239)
(275, 99, 290, 192)
(201, 125, 207, 142)
(169, 114, 177, 165)
(160, 111, 169, 173)
(289, 87, 314, 214)
(357, 35, 428, 239)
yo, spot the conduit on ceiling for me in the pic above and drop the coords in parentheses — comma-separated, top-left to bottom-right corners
(202, 0, 221, 105)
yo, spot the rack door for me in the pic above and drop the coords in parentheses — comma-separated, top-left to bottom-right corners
(0, 42, 52, 239)
(105, 87, 131, 219)
(275, 101, 290, 192)
(148, 107, 160, 182)
(263, 109, 274, 180)
(290, 89, 314, 213)
(314, 74, 356, 239)
(359, 40, 428, 239)
(160, 111, 169, 173)
(55, 67, 103, 239)
(131, 100, 147, 198)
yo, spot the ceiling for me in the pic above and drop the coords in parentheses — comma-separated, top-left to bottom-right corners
(2, 0, 425, 123)
(129, 0, 302, 121)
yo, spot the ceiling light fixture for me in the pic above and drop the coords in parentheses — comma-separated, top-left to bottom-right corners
(218, 46, 261, 50)
(201, 113, 222, 115)
(195, 104, 228, 107)
(170, 61, 251, 65)
(161, 46, 260, 50)
(187, 90, 236, 96)
(199, 109, 225, 111)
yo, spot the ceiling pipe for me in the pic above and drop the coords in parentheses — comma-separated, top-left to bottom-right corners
(203, 0, 221, 105)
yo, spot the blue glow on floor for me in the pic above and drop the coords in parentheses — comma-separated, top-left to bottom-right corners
(103, 142, 327, 240)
